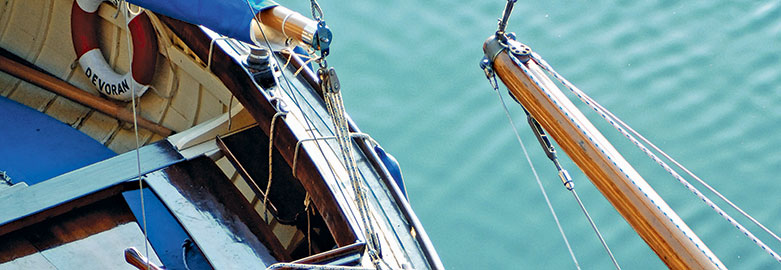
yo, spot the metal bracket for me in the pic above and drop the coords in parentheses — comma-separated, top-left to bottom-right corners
(311, 21, 332, 58)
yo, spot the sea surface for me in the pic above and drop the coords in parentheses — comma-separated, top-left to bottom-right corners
(287, 1, 781, 269)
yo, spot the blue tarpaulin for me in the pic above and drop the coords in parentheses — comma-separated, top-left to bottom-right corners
(0, 96, 116, 185)
(127, 0, 278, 43)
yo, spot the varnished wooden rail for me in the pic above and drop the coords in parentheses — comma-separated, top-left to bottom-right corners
(0, 52, 173, 137)
(125, 247, 164, 270)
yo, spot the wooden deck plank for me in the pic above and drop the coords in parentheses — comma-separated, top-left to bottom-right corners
(0, 140, 183, 236)
(147, 156, 289, 265)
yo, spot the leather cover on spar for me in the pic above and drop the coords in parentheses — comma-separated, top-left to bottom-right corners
(127, 0, 278, 43)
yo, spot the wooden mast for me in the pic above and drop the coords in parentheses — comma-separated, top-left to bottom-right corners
(484, 36, 724, 269)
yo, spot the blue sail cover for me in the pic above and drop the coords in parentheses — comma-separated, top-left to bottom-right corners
(127, 0, 278, 43)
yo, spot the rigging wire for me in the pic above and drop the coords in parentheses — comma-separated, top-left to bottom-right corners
(529, 52, 781, 263)
(509, 51, 727, 269)
(240, 0, 342, 214)
(522, 110, 620, 269)
(577, 86, 781, 246)
(241, 1, 387, 268)
(241, 0, 344, 184)
(570, 189, 620, 269)
(121, 1, 150, 269)
(491, 83, 582, 270)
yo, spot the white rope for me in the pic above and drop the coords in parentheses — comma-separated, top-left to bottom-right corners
(323, 89, 384, 268)
(530, 52, 781, 263)
(493, 88, 581, 269)
(241, 0, 343, 191)
(122, 1, 150, 269)
(241, 1, 386, 267)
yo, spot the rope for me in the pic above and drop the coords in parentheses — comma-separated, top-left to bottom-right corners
(241, 0, 342, 190)
(242, 1, 384, 267)
(121, 1, 150, 269)
(529, 51, 781, 264)
(323, 89, 383, 268)
(263, 112, 287, 220)
(492, 84, 581, 270)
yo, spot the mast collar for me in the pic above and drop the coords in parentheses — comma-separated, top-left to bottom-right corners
(483, 33, 532, 63)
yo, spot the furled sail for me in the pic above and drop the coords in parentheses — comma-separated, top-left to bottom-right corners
(126, 0, 278, 43)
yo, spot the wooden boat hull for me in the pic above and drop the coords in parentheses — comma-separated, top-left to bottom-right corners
(1, 0, 442, 269)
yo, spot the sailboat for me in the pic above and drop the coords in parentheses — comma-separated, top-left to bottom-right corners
(480, 1, 781, 269)
(0, 0, 443, 269)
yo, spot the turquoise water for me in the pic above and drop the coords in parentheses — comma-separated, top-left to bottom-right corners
(288, 1, 781, 268)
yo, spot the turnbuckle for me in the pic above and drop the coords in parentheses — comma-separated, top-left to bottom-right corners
(524, 108, 575, 190)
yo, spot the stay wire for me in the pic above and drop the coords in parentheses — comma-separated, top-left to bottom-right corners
(570, 189, 620, 269)
(493, 87, 581, 270)
(530, 52, 781, 263)
(584, 91, 781, 246)
(242, 1, 384, 267)
(525, 110, 619, 268)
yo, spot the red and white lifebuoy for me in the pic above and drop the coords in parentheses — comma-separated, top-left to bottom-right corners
(71, 0, 158, 101)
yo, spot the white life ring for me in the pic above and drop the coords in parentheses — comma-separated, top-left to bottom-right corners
(71, 0, 158, 101)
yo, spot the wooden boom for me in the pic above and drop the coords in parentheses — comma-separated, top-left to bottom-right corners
(484, 37, 723, 269)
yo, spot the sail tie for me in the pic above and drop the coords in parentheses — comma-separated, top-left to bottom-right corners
(529, 50, 781, 264)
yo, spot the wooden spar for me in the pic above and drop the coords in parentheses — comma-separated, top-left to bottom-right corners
(0, 54, 173, 137)
(485, 38, 724, 269)
(251, 6, 318, 47)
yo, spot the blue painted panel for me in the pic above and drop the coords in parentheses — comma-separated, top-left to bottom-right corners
(123, 189, 210, 270)
(0, 96, 116, 185)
